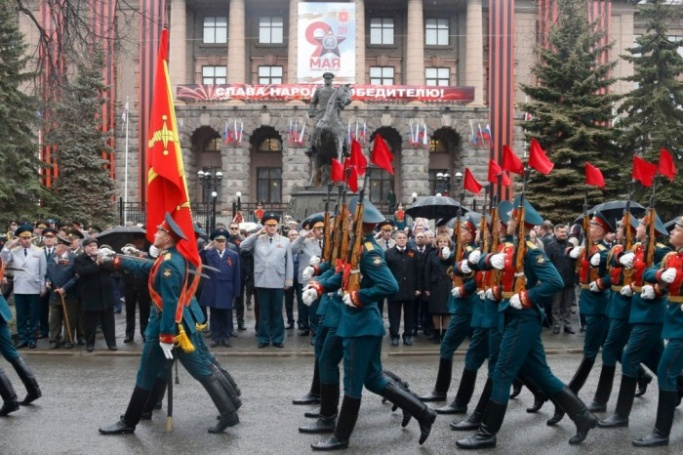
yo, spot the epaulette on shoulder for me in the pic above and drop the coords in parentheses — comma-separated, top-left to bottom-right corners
(364, 242, 374, 252)
(163, 253, 172, 261)
(597, 244, 607, 251)
(465, 245, 473, 252)
(526, 240, 538, 250)
(656, 243, 667, 248)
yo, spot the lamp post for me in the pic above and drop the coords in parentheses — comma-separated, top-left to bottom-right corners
(436, 171, 452, 196)
(198, 169, 223, 232)
(436, 172, 443, 195)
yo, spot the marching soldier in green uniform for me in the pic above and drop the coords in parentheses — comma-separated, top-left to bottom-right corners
(99, 213, 240, 435)
(457, 197, 597, 449)
(311, 198, 436, 451)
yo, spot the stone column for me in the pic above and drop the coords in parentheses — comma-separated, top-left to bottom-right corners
(169, 0, 188, 89)
(465, 0, 484, 105)
(355, 0, 365, 83)
(405, 0, 424, 85)
(287, 0, 299, 83)
(228, 0, 246, 83)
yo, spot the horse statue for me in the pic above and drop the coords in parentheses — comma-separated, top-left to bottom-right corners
(307, 84, 352, 187)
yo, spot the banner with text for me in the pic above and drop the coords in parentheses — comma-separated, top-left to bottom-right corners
(176, 84, 475, 103)
(297, 2, 355, 84)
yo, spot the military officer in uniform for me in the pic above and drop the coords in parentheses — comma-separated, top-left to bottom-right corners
(240, 212, 293, 348)
(457, 197, 597, 449)
(308, 72, 336, 121)
(311, 198, 436, 451)
(633, 216, 683, 447)
(99, 213, 240, 435)
(0, 256, 42, 416)
(291, 214, 324, 337)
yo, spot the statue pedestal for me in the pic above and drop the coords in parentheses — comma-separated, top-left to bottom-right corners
(289, 187, 342, 221)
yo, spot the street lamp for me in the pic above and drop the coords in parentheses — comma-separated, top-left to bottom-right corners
(198, 168, 223, 231)
(411, 192, 418, 203)
(436, 172, 444, 195)
(233, 191, 242, 219)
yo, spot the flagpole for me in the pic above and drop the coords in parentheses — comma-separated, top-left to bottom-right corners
(124, 96, 129, 226)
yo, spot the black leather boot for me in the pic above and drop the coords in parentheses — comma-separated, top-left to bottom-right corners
(200, 373, 239, 433)
(455, 400, 507, 450)
(294, 358, 321, 405)
(0, 367, 19, 417)
(305, 407, 321, 419)
(311, 395, 361, 451)
(632, 390, 677, 447)
(635, 367, 652, 398)
(509, 378, 523, 399)
(419, 357, 452, 402)
(99, 386, 151, 434)
(598, 375, 636, 428)
(547, 357, 594, 426)
(212, 357, 241, 397)
(9, 357, 41, 406)
(451, 378, 492, 431)
(551, 386, 598, 444)
(380, 381, 437, 444)
(521, 376, 547, 413)
(587, 365, 615, 412)
(300, 383, 340, 434)
(436, 368, 476, 414)
(140, 376, 168, 420)
(213, 364, 242, 411)
(382, 370, 412, 427)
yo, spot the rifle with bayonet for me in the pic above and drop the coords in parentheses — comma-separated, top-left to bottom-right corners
(645, 178, 658, 268)
(622, 182, 634, 285)
(343, 169, 371, 295)
(512, 168, 530, 294)
(451, 190, 465, 287)
(321, 184, 333, 263)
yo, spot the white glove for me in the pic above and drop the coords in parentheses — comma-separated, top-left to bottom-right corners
(309, 256, 321, 266)
(640, 285, 655, 300)
(121, 246, 136, 255)
(460, 260, 472, 274)
(619, 285, 633, 297)
(589, 281, 601, 292)
(477, 290, 485, 300)
(302, 266, 315, 281)
(661, 268, 677, 284)
(302, 288, 318, 306)
(490, 253, 505, 270)
(441, 247, 451, 259)
(98, 247, 116, 258)
(619, 252, 635, 268)
(149, 245, 160, 258)
(485, 288, 496, 301)
(509, 294, 522, 310)
(569, 246, 584, 259)
(342, 293, 356, 308)
(159, 342, 174, 359)
(451, 287, 462, 298)
(468, 250, 482, 266)
(680, 303, 683, 313)
(590, 253, 601, 267)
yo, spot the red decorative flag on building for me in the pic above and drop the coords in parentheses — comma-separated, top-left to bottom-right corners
(585, 162, 605, 188)
(348, 138, 367, 175)
(528, 138, 554, 175)
(145, 29, 200, 268)
(370, 134, 394, 175)
(463, 168, 482, 195)
(502, 145, 524, 175)
(330, 158, 344, 182)
(658, 148, 678, 182)
(633, 155, 658, 188)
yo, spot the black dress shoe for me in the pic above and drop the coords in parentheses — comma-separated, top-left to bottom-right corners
(258, 342, 268, 348)
(238, 325, 247, 331)
(221, 340, 232, 348)
(305, 407, 321, 418)
(211, 340, 221, 348)
(403, 336, 413, 346)
(299, 329, 310, 337)
(63, 343, 74, 349)
(99, 418, 136, 435)
(553, 326, 560, 334)
(28, 341, 36, 349)
(391, 337, 399, 346)
(108, 346, 118, 351)
(123, 337, 133, 344)
(273, 343, 284, 348)
(286, 323, 294, 330)
(564, 326, 576, 334)
(299, 416, 336, 434)
(86, 345, 94, 352)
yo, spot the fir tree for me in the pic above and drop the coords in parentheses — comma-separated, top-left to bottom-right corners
(46, 51, 115, 225)
(0, 3, 46, 225)
(617, 0, 683, 221)
(520, 0, 622, 223)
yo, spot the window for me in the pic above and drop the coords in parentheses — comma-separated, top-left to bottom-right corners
(369, 170, 394, 203)
(203, 17, 227, 44)
(369, 66, 394, 85)
(258, 66, 283, 84)
(257, 167, 282, 203)
(425, 18, 449, 46)
(429, 138, 447, 153)
(258, 137, 283, 152)
(202, 66, 227, 85)
(425, 67, 449, 86)
(370, 17, 394, 45)
(259, 17, 284, 44)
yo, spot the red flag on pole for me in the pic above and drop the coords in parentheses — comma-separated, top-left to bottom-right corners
(145, 29, 199, 268)
(487, 159, 502, 183)
(528, 138, 554, 175)
(633, 155, 658, 188)
(370, 134, 394, 175)
(463, 168, 482, 195)
(658, 148, 678, 182)
(502, 145, 524, 175)
(346, 166, 359, 192)
(501, 172, 511, 187)
(349, 138, 367, 175)
(330, 158, 344, 182)
(585, 162, 605, 188)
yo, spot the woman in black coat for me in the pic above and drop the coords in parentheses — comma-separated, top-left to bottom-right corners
(74, 239, 117, 352)
(424, 234, 453, 340)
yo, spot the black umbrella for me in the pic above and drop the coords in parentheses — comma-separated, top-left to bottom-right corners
(405, 195, 470, 220)
(446, 212, 485, 228)
(572, 200, 646, 230)
(96, 225, 149, 253)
